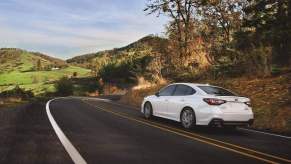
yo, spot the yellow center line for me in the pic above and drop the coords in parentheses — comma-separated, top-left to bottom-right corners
(80, 100, 286, 164)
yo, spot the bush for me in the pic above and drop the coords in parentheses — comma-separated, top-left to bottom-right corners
(98, 62, 134, 83)
(0, 85, 34, 99)
(271, 66, 291, 76)
(72, 72, 78, 77)
(230, 45, 272, 77)
(55, 77, 73, 96)
(210, 64, 246, 79)
(98, 55, 152, 84)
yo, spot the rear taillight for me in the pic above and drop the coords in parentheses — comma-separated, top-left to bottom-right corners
(244, 101, 251, 107)
(203, 98, 226, 105)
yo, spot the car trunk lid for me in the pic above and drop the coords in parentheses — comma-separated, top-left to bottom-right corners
(215, 96, 250, 113)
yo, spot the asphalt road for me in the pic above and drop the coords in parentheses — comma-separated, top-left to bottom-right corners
(46, 97, 291, 164)
(0, 101, 71, 164)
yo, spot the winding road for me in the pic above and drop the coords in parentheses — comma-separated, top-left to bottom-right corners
(46, 97, 291, 164)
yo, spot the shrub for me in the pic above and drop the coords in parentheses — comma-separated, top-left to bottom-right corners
(55, 77, 73, 96)
(72, 72, 78, 77)
(230, 46, 272, 77)
(98, 55, 152, 84)
(210, 64, 246, 79)
(0, 85, 34, 99)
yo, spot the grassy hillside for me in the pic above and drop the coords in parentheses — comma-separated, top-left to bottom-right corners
(0, 48, 66, 73)
(67, 35, 167, 68)
(67, 35, 167, 82)
(67, 35, 168, 85)
(0, 48, 91, 95)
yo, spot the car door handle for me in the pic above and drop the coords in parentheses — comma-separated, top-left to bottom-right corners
(180, 99, 185, 102)
(165, 99, 169, 102)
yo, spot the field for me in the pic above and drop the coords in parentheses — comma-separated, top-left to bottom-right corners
(0, 49, 91, 95)
(0, 66, 91, 95)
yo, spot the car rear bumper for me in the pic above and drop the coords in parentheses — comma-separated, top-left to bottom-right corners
(209, 118, 254, 127)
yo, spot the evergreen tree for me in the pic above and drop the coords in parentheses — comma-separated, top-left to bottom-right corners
(243, 0, 291, 66)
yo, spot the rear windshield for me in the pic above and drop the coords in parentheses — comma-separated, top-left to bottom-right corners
(198, 86, 236, 96)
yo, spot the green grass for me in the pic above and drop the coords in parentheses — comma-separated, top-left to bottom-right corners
(0, 48, 92, 95)
(0, 66, 91, 95)
(1, 51, 41, 73)
(0, 66, 90, 85)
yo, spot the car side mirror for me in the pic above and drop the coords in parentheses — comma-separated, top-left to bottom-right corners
(155, 92, 160, 97)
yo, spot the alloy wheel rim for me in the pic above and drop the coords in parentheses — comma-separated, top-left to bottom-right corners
(144, 104, 151, 118)
(182, 110, 193, 127)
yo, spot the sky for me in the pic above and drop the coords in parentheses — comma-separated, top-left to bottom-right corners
(0, 0, 168, 59)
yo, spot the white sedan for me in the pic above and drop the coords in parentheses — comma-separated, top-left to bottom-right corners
(141, 83, 254, 129)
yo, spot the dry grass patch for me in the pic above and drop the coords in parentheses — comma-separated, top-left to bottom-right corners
(0, 97, 26, 109)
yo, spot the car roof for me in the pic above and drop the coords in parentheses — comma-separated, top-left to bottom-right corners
(170, 83, 212, 87)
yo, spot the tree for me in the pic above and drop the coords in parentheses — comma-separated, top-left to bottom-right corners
(72, 72, 78, 77)
(201, 0, 246, 44)
(55, 77, 73, 96)
(145, 0, 246, 66)
(145, 0, 198, 66)
(242, 0, 291, 66)
(194, 0, 247, 65)
(36, 59, 42, 71)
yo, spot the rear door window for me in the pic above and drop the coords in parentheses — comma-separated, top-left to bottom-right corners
(173, 85, 196, 96)
(198, 86, 236, 96)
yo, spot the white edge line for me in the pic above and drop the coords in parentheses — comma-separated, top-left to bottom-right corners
(46, 98, 87, 164)
(238, 128, 291, 140)
(82, 97, 291, 140)
(70, 96, 112, 102)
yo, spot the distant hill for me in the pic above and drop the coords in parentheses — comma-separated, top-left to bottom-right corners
(0, 48, 67, 73)
(67, 35, 168, 68)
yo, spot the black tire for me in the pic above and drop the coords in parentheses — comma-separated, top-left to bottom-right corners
(180, 108, 195, 129)
(143, 102, 153, 119)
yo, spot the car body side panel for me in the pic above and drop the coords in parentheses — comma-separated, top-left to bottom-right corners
(153, 96, 171, 116)
(142, 96, 170, 118)
(166, 96, 185, 121)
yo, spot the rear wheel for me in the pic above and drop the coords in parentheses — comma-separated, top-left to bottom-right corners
(181, 108, 195, 129)
(144, 102, 152, 119)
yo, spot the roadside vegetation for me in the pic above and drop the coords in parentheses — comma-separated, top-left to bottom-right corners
(0, 86, 33, 108)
